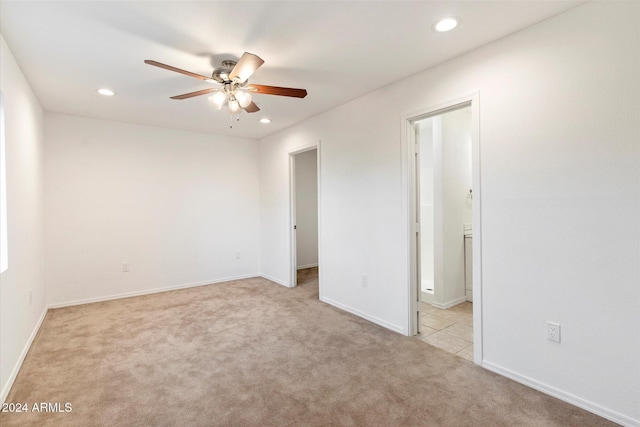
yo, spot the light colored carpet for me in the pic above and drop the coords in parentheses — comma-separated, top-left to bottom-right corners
(1, 269, 615, 426)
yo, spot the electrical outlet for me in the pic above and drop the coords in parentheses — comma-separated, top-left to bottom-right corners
(361, 275, 368, 288)
(547, 322, 561, 343)
(235, 251, 240, 260)
(122, 262, 130, 273)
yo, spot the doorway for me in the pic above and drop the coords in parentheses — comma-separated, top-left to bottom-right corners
(405, 94, 482, 363)
(417, 106, 472, 308)
(289, 146, 319, 289)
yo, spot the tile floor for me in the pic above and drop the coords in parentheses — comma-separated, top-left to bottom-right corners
(417, 301, 474, 361)
(297, 267, 474, 361)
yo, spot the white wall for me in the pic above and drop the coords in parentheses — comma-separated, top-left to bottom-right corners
(0, 34, 46, 402)
(295, 149, 318, 269)
(259, 2, 639, 424)
(44, 113, 261, 306)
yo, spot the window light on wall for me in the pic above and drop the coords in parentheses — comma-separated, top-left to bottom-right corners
(0, 91, 7, 273)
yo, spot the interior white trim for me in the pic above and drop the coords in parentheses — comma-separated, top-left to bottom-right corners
(401, 91, 483, 365)
(1, 306, 48, 404)
(320, 296, 405, 335)
(430, 296, 468, 310)
(468, 94, 482, 364)
(316, 141, 323, 300)
(48, 273, 260, 309)
(260, 273, 289, 287)
(482, 361, 640, 427)
(288, 150, 297, 287)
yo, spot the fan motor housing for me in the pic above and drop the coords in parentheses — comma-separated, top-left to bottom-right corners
(212, 60, 238, 84)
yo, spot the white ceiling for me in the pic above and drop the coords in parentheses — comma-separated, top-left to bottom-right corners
(0, 1, 583, 139)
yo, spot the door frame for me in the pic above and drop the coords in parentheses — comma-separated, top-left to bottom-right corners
(288, 142, 321, 290)
(401, 92, 483, 364)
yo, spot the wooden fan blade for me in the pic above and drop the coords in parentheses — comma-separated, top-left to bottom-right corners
(243, 101, 260, 113)
(229, 52, 264, 83)
(145, 60, 212, 81)
(170, 88, 217, 100)
(246, 84, 307, 98)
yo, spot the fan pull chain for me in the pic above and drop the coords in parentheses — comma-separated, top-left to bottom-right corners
(228, 112, 242, 129)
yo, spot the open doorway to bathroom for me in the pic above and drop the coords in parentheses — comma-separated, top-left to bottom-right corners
(407, 99, 479, 362)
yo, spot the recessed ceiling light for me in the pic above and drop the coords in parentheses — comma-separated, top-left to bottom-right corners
(260, 118, 271, 124)
(434, 17, 459, 32)
(97, 88, 116, 96)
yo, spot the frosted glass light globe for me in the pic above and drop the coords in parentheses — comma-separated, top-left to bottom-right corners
(228, 99, 240, 113)
(234, 90, 252, 108)
(208, 91, 227, 109)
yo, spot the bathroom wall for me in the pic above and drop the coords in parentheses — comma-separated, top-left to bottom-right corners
(439, 108, 472, 306)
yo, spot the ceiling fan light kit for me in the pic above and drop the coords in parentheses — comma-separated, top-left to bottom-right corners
(208, 91, 226, 110)
(145, 52, 307, 128)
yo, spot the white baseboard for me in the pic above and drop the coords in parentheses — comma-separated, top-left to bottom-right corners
(320, 296, 405, 335)
(1, 306, 48, 404)
(465, 289, 473, 302)
(259, 274, 290, 288)
(296, 263, 318, 270)
(482, 361, 639, 427)
(431, 295, 467, 310)
(48, 273, 260, 309)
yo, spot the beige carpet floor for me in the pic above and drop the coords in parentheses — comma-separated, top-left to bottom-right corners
(1, 269, 615, 426)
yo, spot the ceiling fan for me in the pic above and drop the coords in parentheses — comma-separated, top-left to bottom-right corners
(145, 52, 307, 120)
